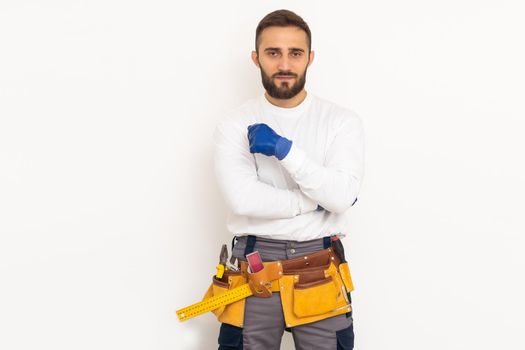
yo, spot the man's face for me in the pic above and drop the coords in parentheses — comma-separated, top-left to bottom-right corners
(252, 26, 314, 100)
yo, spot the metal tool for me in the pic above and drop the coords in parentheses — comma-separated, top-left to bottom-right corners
(215, 244, 228, 279)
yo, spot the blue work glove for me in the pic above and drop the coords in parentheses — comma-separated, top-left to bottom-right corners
(247, 123, 293, 160)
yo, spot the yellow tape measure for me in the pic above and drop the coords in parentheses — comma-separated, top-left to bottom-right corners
(176, 283, 253, 322)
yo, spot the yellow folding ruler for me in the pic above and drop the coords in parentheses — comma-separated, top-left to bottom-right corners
(176, 283, 252, 322)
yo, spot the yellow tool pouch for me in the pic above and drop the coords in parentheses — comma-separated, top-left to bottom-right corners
(279, 261, 351, 327)
(202, 248, 354, 328)
(202, 270, 247, 327)
(293, 275, 338, 317)
(338, 262, 355, 293)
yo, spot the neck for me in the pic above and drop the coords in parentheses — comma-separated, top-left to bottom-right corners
(264, 89, 307, 108)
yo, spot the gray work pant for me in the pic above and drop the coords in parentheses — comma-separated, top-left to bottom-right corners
(217, 236, 354, 350)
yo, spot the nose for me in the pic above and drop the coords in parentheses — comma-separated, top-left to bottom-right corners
(277, 55, 290, 71)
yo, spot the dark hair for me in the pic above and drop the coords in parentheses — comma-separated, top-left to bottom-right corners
(255, 9, 311, 54)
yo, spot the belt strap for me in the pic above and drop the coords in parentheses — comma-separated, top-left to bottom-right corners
(244, 235, 257, 257)
(323, 236, 331, 249)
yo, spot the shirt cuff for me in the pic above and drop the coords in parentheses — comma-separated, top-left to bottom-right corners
(279, 142, 307, 176)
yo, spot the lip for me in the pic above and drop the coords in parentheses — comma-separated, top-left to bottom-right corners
(276, 76, 294, 80)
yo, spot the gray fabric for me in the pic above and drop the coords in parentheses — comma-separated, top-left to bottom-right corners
(292, 315, 352, 350)
(231, 236, 353, 350)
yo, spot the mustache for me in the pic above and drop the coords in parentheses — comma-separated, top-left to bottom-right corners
(273, 72, 297, 78)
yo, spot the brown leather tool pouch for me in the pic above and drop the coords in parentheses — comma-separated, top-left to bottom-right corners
(281, 248, 337, 272)
(246, 261, 283, 298)
(277, 249, 352, 327)
(201, 248, 354, 328)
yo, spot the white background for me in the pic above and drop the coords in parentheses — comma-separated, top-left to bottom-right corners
(1, 1, 524, 349)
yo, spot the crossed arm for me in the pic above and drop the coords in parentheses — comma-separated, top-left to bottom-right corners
(213, 115, 364, 219)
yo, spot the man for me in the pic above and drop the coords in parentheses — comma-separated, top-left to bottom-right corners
(213, 9, 364, 350)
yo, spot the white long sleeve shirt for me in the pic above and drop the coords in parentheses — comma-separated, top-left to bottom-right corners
(213, 92, 365, 241)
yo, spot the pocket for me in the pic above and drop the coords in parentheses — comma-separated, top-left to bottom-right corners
(336, 323, 354, 350)
(338, 262, 354, 293)
(210, 276, 229, 317)
(218, 322, 243, 349)
(202, 272, 245, 320)
(293, 276, 338, 317)
(217, 272, 247, 327)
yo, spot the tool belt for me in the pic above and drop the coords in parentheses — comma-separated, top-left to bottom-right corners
(202, 247, 354, 328)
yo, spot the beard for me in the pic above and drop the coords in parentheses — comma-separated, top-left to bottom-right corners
(259, 65, 307, 100)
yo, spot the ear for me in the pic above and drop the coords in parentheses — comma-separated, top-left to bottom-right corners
(251, 51, 260, 67)
(307, 50, 315, 67)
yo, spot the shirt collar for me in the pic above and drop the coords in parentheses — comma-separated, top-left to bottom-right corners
(260, 92, 312, 118)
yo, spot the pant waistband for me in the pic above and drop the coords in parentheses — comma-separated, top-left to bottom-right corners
(232, 235, 335, 262)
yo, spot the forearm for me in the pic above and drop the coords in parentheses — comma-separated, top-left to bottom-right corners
(280, 145, 360, 213)
(215, 172, 317, 219)
(214, 122, 317, 219)
(280, 117, 364, 214)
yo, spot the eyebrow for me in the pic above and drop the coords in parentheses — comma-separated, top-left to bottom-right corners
(264, 47, 305, 53)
